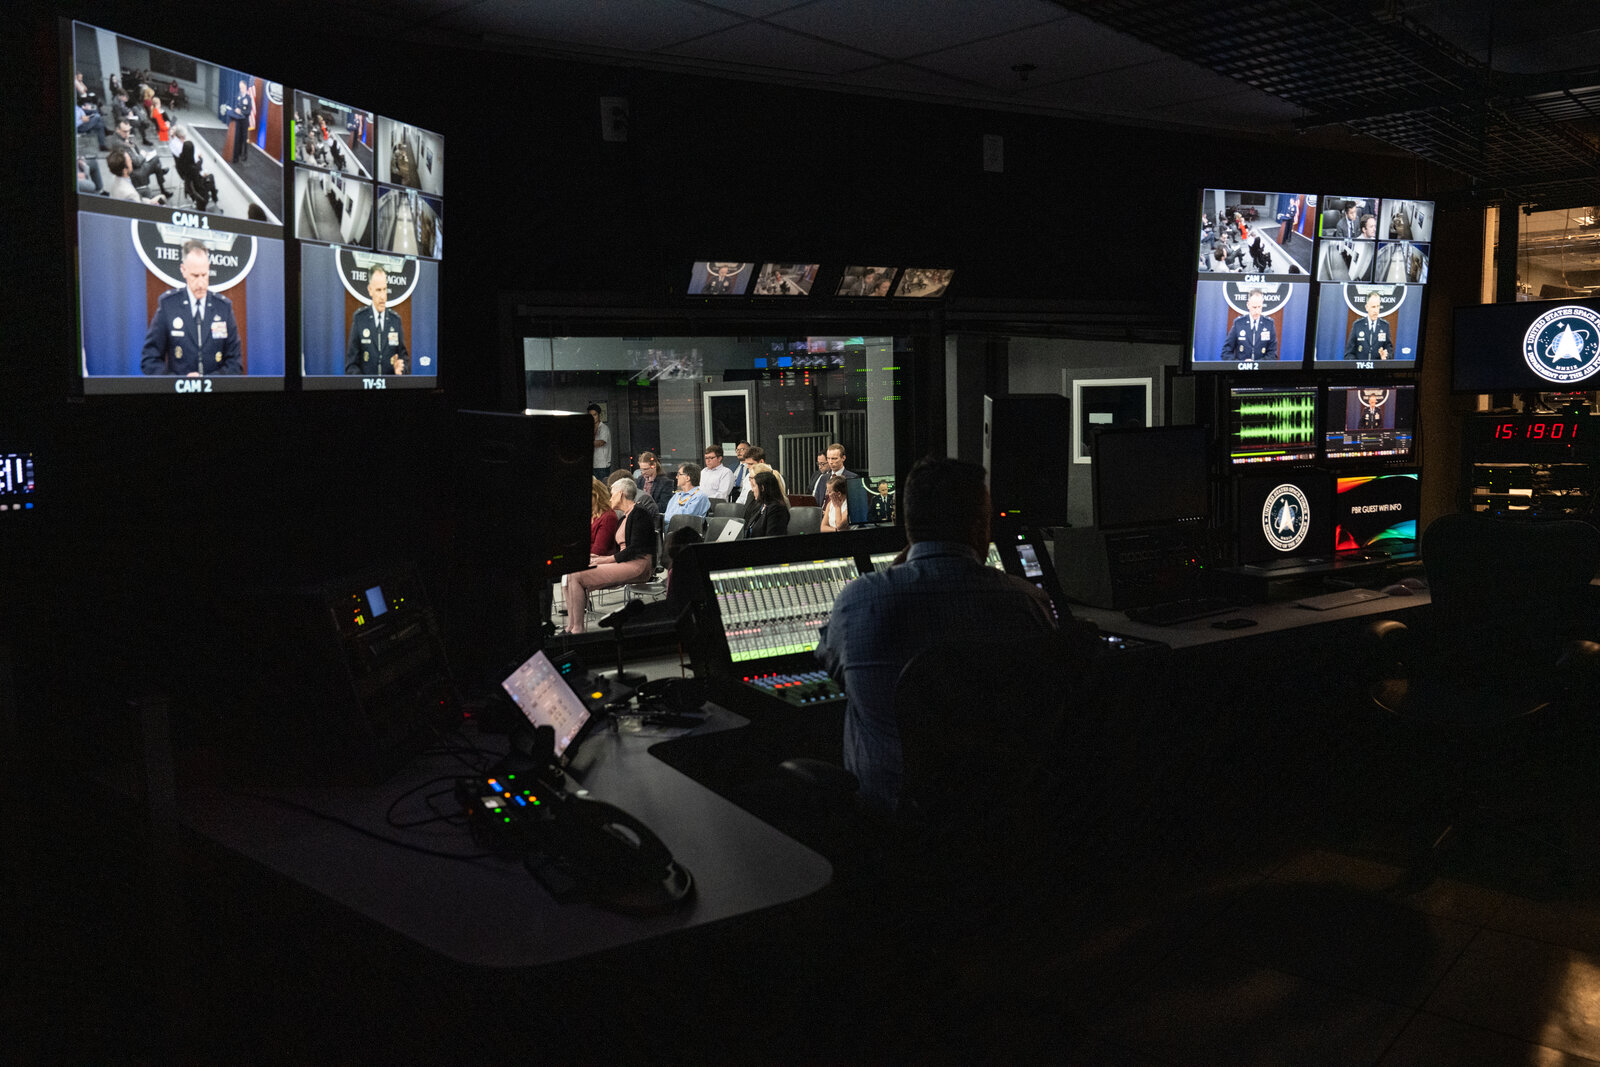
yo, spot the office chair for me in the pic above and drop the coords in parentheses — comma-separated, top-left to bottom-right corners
(1361, 513, 1600, 880)
(788, 506, 824, 536)
(710, 501, 743, 519)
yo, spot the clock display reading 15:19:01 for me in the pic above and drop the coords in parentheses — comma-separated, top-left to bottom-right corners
(1493, 421, 1580, 440)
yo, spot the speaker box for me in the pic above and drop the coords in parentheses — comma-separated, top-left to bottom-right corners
(453, 410, 591, 574)
(984, 394, 1071, 526)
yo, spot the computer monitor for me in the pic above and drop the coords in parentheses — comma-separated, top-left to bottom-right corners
(687, 261, 754, 296)
(1333, 473, 1420, 553)
(1323, 383, 1416, 462)
(1227, 385, 1319, 466)
(1235, 470, 1332, 564)
(1189, 188, 1315, 372)
(1091, 425, 1210, 528)
(1453, 299, 1600, 391)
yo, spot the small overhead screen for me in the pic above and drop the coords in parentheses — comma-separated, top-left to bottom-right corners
(837, 266, 897, 297)
(893, 269, 954, 298)
(1453, 299, 1600, 391)
(1190, 188, 1315, 371)
(70, 20, 286, 394)
(687, 262, 754, 296)
(1334, 473, 1420, 552)
(751, 263, 819, 296)
(1324, 383, 1416, 462)
(1091, 425, 1209, 529)
(1227, 384, 1319, 465)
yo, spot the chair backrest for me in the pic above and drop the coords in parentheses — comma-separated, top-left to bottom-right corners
(710, 501, 743, 519)
(1422, 513, 1600, 668)
(788, 506, 824, 536)
(662, 513, 707, 568)
(704, 516, 730, 543)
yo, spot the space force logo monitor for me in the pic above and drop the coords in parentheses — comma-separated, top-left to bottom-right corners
(1523, 305, 1600, 384)
(1261, 483, 1311, 552)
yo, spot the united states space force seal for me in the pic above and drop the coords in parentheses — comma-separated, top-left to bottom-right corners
(1523, 305, 1600, 384)
(1261, 484, 1310, 552)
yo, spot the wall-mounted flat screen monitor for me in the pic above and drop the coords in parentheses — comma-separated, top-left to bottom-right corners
(893, 269, 953, 298)
(837, 266, 897, 297)
(1091, 425, 1209, 529)
(1190, 189, 1314, 371)
(300, 246, 439, 388)
(687, 262, 753, 296)
(1311, 196, 1431, 369)
(1333, 472, 1419, 553)
(1227, 385, 1318, 465)
(1453, 299, 1600, 391)
(1235, 470, 1331, 564)
(751, 263, 818, 296)
(1323, 383, 1416, 462)
(70, 21, 285, 394)
(1311, 283, 1423, 369)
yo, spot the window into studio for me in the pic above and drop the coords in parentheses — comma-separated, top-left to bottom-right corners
(1516, 205, 1600, 301)
(523, 335, 906, 489)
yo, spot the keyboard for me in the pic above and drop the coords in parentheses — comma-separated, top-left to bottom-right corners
(1124, 596, 1240, 626)
(1294, 588, 1389, 611)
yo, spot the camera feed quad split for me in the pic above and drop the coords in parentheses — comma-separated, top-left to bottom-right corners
(1192, 189, 1314, 370)
(71, 23, 284, 227)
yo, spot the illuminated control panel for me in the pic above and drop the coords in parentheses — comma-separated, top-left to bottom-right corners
(0, 452, 35, 512)
(740, 670, 845, 707)
(709, 559, 858, 663)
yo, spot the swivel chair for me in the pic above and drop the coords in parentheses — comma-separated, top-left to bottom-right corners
(1362, 513, 1600, 881)
(788, 506, 824, 536)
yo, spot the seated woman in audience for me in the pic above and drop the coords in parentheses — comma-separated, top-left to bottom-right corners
(141, 86, 170, 142)
(820, 476, 850, 533)
(741, 470, 791, 538)
(566, 480, 653, 634)
(589, 477, 619, 559)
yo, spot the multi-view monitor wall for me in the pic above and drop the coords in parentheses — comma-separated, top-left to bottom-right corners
(69, 21, 443, 395)
(686, 263, 955, 299)
(1190, 189, 1431, 372)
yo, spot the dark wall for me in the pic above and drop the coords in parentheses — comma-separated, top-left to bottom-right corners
(3, 3, 1466, 668)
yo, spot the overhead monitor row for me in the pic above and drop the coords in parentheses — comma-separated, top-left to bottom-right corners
(686, 263, 954, 299)
(1225, 381, 1417, 467)
(1189, 189, 1434, 373)
(67, 20, 443, 395)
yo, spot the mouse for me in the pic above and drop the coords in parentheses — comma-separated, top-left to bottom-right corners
(1398, 577, 1426, 590)
(1381, 583, 1412, 596)
(1212, 617, 1256, 630)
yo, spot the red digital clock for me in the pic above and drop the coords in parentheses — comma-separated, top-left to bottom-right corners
(1490, 419, 1581, 441)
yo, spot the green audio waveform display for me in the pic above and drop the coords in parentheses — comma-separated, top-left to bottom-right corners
(1234, 392, 1317, 441)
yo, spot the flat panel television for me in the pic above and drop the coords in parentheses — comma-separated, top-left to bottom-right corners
(1227, 385, 1319, 465)
(1190, 189, 1315, 371)
(1333, 473, 1420, 553)
(1323, 383, 1416, 462)
(1453, 299, 1600, 391)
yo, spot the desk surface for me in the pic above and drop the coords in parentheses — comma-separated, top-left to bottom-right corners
(183, 706, 832, 969)
(1080, 588, 1430, 649)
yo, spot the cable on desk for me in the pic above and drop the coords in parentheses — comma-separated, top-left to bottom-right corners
(228, 790, 496, 863)
(384, 775, 469, 830)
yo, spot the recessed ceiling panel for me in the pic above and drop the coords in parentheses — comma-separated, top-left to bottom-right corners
(913, 14, 1172, 91)
(431, 0, 744, 52)
(767, 0, 1069, 62)
(659, 20, 880, 75)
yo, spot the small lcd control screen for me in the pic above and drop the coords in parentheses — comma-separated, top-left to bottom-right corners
(0, 452, 36, 512)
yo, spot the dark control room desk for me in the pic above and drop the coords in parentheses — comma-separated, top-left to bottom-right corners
(1078, 589, 1431, 649)
(181, 706, 832, 968)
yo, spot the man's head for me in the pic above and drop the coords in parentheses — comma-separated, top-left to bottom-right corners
(115, 90, 128, 103)
(367, 266, 389, 314)
(826, 443, 846, 472)
(677, 462, 700, 488)
(180, 240, 211, 300)
(743, 446, 765, 466)
(735, 441, 750, 460)
(116, 120, 132, 141)
(1360, 214, 1377, 239)
(587, 403, 602, 425)
(703, 445, 723, 469)
(902, 456, 990, 557)
(1246, 289, 1264, 318)
(816, 452, 828, 473)
(171, 125, 186, 145)
(106, 146, 132, 179)
(1365, 291, 1383, 318)
(1345, 203, 1359, 220)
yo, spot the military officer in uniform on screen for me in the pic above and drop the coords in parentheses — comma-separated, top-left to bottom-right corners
(1219, 288, 1277, 362)
(1344, 291, 1393, 361)
(345, 265, 409, 375)
(140, 240, 243, 376)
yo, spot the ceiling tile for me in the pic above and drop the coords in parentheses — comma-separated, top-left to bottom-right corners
(767, 0, 1069, 62)
(429, 0, 744, 53)
(698, 0, 820, 16)
(658, 20, 879, 75)
(913, 14, 1171, 91)
(834, 61, 994, 98)
(1016, 57, 1257, 113)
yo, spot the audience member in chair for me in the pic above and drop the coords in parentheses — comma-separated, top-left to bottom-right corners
(816, 455, 1057, 813)
(741, 471, 790, 538)
(609, 469, 657, 522)
(664, 462, 711, 521)
(634, 452, 674, 513)
(106, 147, 163, 205)
(820, 476, 850, 532)
(565, 479, 653, 634)
(170, 126, 218, 212)
(588, 477, 619, 558)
